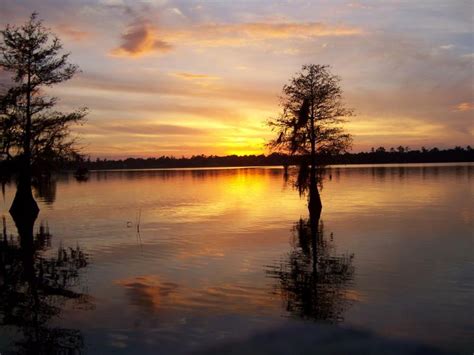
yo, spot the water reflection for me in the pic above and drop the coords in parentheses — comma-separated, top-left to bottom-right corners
(32, 176, 57, 205)
(267, 166, 355, 322)
(267, 215, 355, 322)
(0, 164, 471, 353)
(1, 176, 9, 202)
(0, 213, 90, 354)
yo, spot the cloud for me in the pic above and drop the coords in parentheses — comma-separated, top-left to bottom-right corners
(347, 2, 372, 10)
(461, 53, 474, 59)
(110, 20, 363, 55)
(454, 102, 474, 112)
(439, 44, 455, 50)
(72, 72, 277, 107)
(169, 7, 184, 17)
(111, 20, 172, 57)
(171, 72, 220, 81)
(220, 22, 363, 39)
(164, 22, 364, 47)
(81, 122, 205, 136)
(55, 24, 91, 41)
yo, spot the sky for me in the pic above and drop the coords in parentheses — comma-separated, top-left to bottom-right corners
(0, 0, 473, 158)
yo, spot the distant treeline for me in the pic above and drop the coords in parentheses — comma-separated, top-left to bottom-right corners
(64, 146, 473, 170)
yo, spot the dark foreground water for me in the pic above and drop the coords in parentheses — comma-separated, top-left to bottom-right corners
(0, 163, 472, 354)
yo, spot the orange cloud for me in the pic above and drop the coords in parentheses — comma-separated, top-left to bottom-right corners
(454, 102, 474, 112)
(80, 122, 205, 136)
(234, 22, 363, 38)
(171, 72, 220, 81)
(72, 73, 278, 106)
(164, 22, 364, 46)
(111, 21, 172, 57)
(110, 20, 361, 56)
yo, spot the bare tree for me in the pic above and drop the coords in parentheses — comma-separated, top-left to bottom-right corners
(0, 13, 87, 216)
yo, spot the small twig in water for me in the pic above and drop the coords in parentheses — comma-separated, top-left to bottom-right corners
(136, 208, 143, 248)
(137, 208, 141, 233)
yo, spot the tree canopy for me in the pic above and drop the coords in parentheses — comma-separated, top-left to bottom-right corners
(268, 64, 353, 165)
(0, 13, 86, 173)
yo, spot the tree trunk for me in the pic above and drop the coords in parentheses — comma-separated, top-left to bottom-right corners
(11, 189, 37, 280)
(308, 97, 322, 212)
(9, 171, 39, 222)
(10, 56, 39, 219)
(310, 112, 316, 169)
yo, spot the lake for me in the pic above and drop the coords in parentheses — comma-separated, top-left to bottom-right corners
(0, 163, 472, 354)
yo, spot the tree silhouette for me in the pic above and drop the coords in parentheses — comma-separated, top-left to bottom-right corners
(0, 13, 87, 217)
(267, 64, 353, 210)
(267, 65, 352, 162)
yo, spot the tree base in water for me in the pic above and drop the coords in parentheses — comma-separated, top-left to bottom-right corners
(9, 186, 40, 223)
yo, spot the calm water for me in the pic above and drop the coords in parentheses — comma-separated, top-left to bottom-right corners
(0, 163, 473, 354)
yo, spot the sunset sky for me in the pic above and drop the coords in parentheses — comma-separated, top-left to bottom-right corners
(1, 0, 473, 158)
